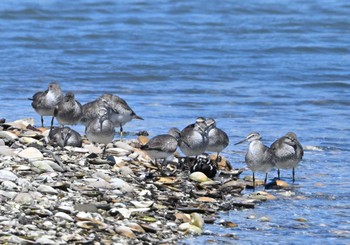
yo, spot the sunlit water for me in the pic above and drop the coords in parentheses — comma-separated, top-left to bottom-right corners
(0, 0, 349, 244)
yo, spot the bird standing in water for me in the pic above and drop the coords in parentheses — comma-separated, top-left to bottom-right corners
(270, 132, 303, 182)
(30, 82, 63, 127)
(235, 132, 274, 188)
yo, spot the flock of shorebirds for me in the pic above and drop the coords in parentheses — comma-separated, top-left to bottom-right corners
(30, 82, 304, 188)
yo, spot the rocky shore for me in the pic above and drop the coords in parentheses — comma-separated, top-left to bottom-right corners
(0, 118, 276, 244)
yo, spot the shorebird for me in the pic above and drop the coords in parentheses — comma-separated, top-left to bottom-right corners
(99, 93, 143, 141)
(205, 118, 229, 163)
(51, 92, 83, 128)
(141, 127, 181, 173)
(80, 97, 106, 127)
(270, 132, 303, 182)
(235, 132, 274, 188)
(30, 82, 63, 127)
(85, 108, 115, 156)
(178, 117, 209, 169)
(48, 126, 82, 147)
(190, 153, 217, 178)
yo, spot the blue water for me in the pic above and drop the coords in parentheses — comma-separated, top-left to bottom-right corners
(1, 0, 349, 244)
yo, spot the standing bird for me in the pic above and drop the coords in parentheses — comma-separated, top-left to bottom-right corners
(30, 82, 63, 127)
(178, 117, 209, 169)
(100, 93, 143, 141)
(48, 126, 82, 148)
(141, 127, 181, 173)
(270, 132, 303, 182)
(51, 92, 83, 128)
(80, 97, 106, 127)
(235, 132, 274, 188)
(85, 108, 115, 157)
(205, 118, 229, 163)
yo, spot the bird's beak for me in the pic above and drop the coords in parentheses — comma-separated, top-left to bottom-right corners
(234, 138, 247, 145)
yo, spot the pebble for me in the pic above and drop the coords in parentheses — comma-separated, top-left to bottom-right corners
(189, 171, 210, 182)
(54, 212, 74, 222)
(0, 146, 16, 156)
(0, 131, 18, 141)
(18, 147, 43, 161)
(37, 184, 59, 195)
(0, 169, 18, 182)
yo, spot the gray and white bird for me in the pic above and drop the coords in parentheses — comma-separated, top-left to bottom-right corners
(178, 117, 209, 168)
(235, 132, 274, 188)
(85, 108, 115, 156)
(99, 93, 143, 141)
(51, 92, 83, 127)
(30, 82, 63, 127)
(141, 127, 181, 172)
(270, 132, 303, 182)
(205, 118, 229, 162)
(80, 97, 106, 127)
(48, 126, 82, 148)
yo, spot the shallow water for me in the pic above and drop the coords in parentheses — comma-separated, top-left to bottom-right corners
(0, 0, 349, 244)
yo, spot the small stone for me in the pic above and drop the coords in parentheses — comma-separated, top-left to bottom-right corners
(87, 178, 112, 189)
(0, 146, 16, 156)
(1, 180, 19, 191)
(55, 212, 74, 222)
(115, 226, 137, 239)
(18, 147, 43, 161)
(189, 171, 210, 182)
(114, 141, 135, 151)
(13, 192, 34, 204)
(0, 131, 18, 141)
(0, 170, 18, 182)
(196, 197, 217, 203)
(37, 184, 58, 195)
(130, 201, 154, 208)
(191, 213, 204, 229)
(31, 161, 55, 173)
(118, 166, 134, 176)
(36, 236, 56, 245)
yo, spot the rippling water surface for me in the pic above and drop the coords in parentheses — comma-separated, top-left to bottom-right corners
(0, 0, 349, 244)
